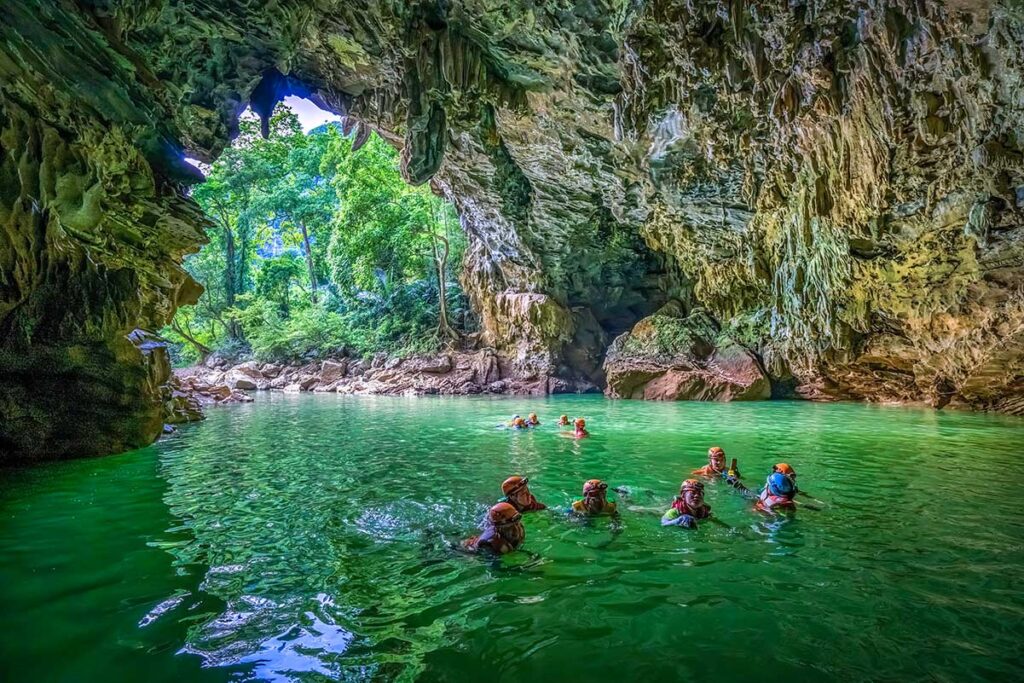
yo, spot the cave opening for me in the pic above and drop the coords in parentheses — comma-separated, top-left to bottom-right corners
(167, 96, 475, 371)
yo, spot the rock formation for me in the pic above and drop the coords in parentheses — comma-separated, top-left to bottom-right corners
(2, 1, 1023, 459)
(605, 302, 771, 401)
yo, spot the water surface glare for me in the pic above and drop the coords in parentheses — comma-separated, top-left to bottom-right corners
(2, 394, 1024, 681)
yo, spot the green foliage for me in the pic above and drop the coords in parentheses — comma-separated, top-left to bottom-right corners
(227, 297, 351, 361)
(255, 253, 304, 313)
(324, 134, 457, 297)
(163, 103, 471, 366)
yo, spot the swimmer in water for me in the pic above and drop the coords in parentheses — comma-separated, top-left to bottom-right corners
(571, 479, 617, 516)
(756, 472, 797, 512)
(772, 463, 823, 506)
(572, 417, 588, 438)
(526, 412, 540, 426)
(510, 416, 528, 430)
(557, 414, 570, 426)
(692, 446, 727, 477)
(500, 476, 546, 512)
(461, 502, 526, 554)
(662, 479, 712, 528)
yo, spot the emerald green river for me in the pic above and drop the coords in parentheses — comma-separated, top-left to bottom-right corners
(2, 395, 1023, 681)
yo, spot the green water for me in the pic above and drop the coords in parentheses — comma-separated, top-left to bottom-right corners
(2, 395, 1023, 682)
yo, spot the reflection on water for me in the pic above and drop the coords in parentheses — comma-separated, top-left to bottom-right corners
(2, 394, 1024, 681)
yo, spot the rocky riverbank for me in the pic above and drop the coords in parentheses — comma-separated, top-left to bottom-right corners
(173, 348, 599, 416)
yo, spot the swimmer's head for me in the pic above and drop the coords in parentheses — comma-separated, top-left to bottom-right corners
(574, 418, 586, 429)
(582, 478, 607, 498)
(679, 478, 705, 508)
(488, 502, 523, 526)
(513, 417, 527, 428)
(766, 472, 795, 498)
(528, 413, 538, 422)
(501, 475, 529, 497)
(773, 462, 796, 479)
(559, 414, 568, 423)
(487, 502, 525, 545)
(707, 446, 726, 470)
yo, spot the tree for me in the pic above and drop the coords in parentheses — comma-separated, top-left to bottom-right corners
(190, 109, 298, 338)
(324, 132, 461, 335)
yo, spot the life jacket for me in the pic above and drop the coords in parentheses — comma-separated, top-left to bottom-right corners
(671, 497, 711, 519)
(691, 464, 724, 477)
(572, 498, 616, 515)
(756, 487, 796, 512)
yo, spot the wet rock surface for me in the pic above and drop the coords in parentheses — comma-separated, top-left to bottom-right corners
(2, 1, 1024, 458)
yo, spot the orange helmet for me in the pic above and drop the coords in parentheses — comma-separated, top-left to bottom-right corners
(501, 475, 529, 496)
(582, 479, 607, 496)
(574, 417, 586, 428)
(680, 479, 705, 494)
(774, 463, 795, 476)
(488, 502, 522, 526)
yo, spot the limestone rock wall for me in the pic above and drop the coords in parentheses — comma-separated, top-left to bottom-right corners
(620, 1, 1024, 411)
(2, 0, 1023, 459)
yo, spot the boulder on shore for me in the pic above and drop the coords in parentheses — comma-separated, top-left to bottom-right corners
(319, 359, 348, 383)
(604, 307, 770, 402)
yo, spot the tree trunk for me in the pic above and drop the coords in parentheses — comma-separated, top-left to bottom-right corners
(430, 229, 454, 340)
(172, 316, 212, 360)
(221, 215, 243, 340)
(299, 220, 318, 303)
(224, 222, 236, 308)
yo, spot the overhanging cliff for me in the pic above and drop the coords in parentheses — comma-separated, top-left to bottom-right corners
(2, 0, 1023, 459)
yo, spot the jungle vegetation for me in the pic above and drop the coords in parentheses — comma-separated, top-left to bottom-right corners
(163, 106, 470, 366)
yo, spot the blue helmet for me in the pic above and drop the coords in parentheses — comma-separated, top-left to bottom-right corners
(766, 472, 795, 497)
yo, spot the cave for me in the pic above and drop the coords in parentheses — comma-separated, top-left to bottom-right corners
(2, 1, 1024, 461)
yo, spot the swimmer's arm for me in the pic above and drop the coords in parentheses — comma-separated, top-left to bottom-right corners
(661, 509, 696, 528)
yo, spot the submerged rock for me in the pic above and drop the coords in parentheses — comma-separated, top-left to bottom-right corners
(605, 307, 770, 401)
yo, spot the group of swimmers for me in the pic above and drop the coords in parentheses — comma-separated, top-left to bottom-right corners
(506, 413, 589, 439)
(462, 440, 816, 554)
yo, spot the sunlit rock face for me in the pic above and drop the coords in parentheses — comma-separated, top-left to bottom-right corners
(2, 1, 1023, 457)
